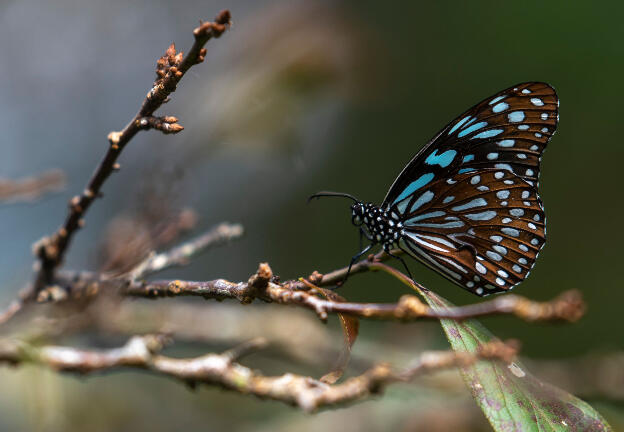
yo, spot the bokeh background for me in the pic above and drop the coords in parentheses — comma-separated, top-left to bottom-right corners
(1, 0, 623, 430)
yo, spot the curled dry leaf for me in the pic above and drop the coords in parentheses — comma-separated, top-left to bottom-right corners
(314, 286, 360, 384)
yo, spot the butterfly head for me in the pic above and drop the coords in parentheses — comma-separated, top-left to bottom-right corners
(350, 202, 366, 226)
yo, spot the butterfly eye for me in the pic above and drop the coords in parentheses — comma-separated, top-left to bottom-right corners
(351, 204, 365, 226)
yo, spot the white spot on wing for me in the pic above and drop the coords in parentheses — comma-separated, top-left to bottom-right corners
(496, 190, 510, 199)
(475, 262, 487, 274)
(508, 362, 526, 377)
(465, 211, 497, 221)
(486, 251, 503, 261)
(501, 227, 520, 237)
(492, 245, 507, 255)
(410, 190, 435, 212)
(404, 232, 449, 253)
(451, 198, 487, 211)
(495, 164, 513, 172)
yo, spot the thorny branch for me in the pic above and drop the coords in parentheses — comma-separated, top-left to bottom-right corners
(31, 10, 232, 295)
(0, 335, 516, 412)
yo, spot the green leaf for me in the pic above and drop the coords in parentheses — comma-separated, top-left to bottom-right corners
(419, 288, 612, 432)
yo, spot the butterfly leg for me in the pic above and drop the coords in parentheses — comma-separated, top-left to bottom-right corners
(339, 243, 373, 287)
(387, 245, 413, 281)
(359, 228, 364, 251)
(358, 227, 372, 250)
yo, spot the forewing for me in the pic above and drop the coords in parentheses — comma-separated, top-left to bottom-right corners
(382, 82, 558, 209)
(397, 169, 545, 296)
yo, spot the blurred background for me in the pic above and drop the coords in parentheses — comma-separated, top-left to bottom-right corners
(1, 0, 623, 430)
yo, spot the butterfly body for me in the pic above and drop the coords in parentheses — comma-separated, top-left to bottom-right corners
(313, 82, 558, 296)
(351, 202, 402, 250)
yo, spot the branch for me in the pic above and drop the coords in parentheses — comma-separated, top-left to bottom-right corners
(0, 300, 24, 326)
(128, 222, 244, 280)
(31, 10, 232, 294)
(130, 279, 584, 323)
(47, 261, 584, 324)
(0, 335, 516, 412)
(0, 170, 65, 203)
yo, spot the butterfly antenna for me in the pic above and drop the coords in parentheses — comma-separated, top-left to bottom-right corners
(308, 191, 359, 204)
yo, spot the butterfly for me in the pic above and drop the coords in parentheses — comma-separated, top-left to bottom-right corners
(311, 82, 558, 296)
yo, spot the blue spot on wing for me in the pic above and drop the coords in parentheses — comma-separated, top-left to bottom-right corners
(392, 173, 435, 205)
(458, 121, 487, 138)
(404, 210, 446, 222)
(425, 149, 457, 168)
(410, 190, 435, 212)
(462, 154, 474, 163)
(508, 111, 525, 122)
(495, 163, 513, 171)
(492, 102, 508, 113)
(406, 221, 464, 229)
(448, 116, 471, 135)
(458, 168, 475, 173)
(472, 129, 504, 139)
(465, 211, 497, 221)
(488, 95, 506, 105)
(451, 198, 487, 211)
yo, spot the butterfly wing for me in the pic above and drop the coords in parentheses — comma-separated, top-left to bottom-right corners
(382, 82, 558, 210)
(395, 169, 545, 296)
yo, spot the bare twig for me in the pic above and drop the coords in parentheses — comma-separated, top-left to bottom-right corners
(136, 115, 184, 134)
(0, 220, 243, 326)
(48, 262, 584, 324)
(368, 261, 586, 322)
(0, 335, 516, 412)
(131, 279, 584, 323)
(0, 300, 24, 326)
(31, 10, 232, 294)
(99, 207, 200, 274)
(128, 222, 244, 280)
(0, 170, 65, 203)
